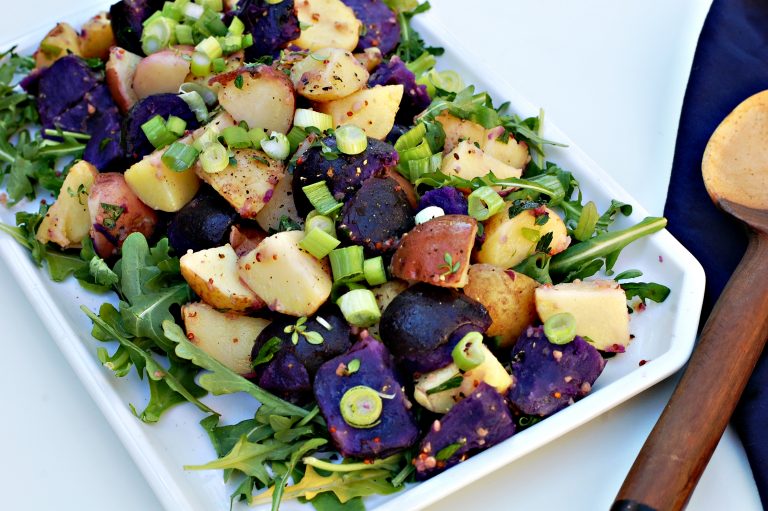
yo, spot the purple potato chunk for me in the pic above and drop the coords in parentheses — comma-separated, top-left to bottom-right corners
(414, 382, 515, 480)
(379, 283, 491, 374)
(84, 105, 124, 171)
(508, 325, 606, 417)
(418, 187, 468, 216)
(123, 94, 199, 161)
(36, 56, 101, 132)
(385, 123, 408, 145)
(110, 0, 165, 55)
(167, 187, 239, 254)
(338, 176, 414, 255)
(230, 0, 300, 60)
(314, 334, 419, 459)
(292, 136, 399, 216)
(369, 56, 431, 124)
(258, 351, 312, 403)
(341, 0, 400, 55)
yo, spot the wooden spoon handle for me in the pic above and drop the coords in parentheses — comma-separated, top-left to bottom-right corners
(614, 230, 768, 511)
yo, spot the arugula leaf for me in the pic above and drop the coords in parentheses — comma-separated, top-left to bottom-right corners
(622, 282, 671, 305)
(252, 337, 283, 368)
(512, 253, 552, 284)
(272, 438, 329, 511)
(139, 358, 208, 423)
(385, 1, 444, 62)
(89, 256, 118, 287)
(307, 493, 365, 511)
(414, 171, 565, 204)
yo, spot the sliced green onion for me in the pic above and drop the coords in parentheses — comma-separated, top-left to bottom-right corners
(427, 69, 464, 93)
(249, 128, 268, 147)
(199, 141, 229, 173)
(299, 227, 340, 259)
(195, 36, 223, 59)
(182, 1, 204, 19)
(242, 33, 254, 48)
(143, 11, 163, 27)
(451, 331, 486, 371)
(142, 17, 177, 54)
(407, 153, 442, 181)
(335, 125, 367, 155)
(179, 91, 209, 123)
(141, 36, 164, 56)
(405, 52, 436, 78)
(266, 0, 285, 4)
(174, 24, 194, 45)
(468, 186, 504, 221)
(306, 212, 336, 237)
(197, 0, 223, 12)
(302, 181, 343, 217)
(196, 8, 228, 36)
(543, 312, 577, 345)
(287, 126, 308, 154)
(162, 2, 183, 21)
(212, 56, 226, 73)
(220, 34, 242, 54)
(229, 16, 245, 36)
(190, 51, 212, 76)
(179, 82, 218, 106)
(221, 126, 251, 148)
(141, 115, 177, 149)
(329, 245, 364, 283)
(394, 123, 426, 152)
(260, 131, 290, 160)
(415, 206, 444, 225)
(337, 289, 381, 328)
(162, 141, 200, 171)
(293, 109, 333, 132)
(399, 138, 432, 163)
(339, 385, 382, 428)
(165, 115, 187, 136)
(363, 256, 387, 286)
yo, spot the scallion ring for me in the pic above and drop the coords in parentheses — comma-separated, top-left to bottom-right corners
(415, 206, 445, 225)
(335, 125, 367, 155)
(329, 245, 364, 283)
(190, 51, 212, 77)
(451, 331, 486, 371)
(339, 385, 382, 428)
(161, 141, 199, 171)
(302, 181, 342, 216)
(299, 227, 340, 259)
(337, 288, 381, 327)
(260, 131, 290, 160)
(363, 256, 387, 286)
(199, 142, 229, 173)
(543, 312, 577, 345)
(467, 186, 504, 221)
(293, 109, 333, 132)
(306, 211, 336, 237)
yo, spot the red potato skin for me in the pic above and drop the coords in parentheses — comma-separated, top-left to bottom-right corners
(229, 224, 268, 257)
(88, 173, 158, 258)
(105, 46, 141, 114)
(208, 64, 290, 88)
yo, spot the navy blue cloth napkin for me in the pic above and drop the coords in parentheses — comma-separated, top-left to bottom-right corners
(663, 0, 768, 504)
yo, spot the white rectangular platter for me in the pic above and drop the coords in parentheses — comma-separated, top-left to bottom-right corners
(0, 3, 706, 510)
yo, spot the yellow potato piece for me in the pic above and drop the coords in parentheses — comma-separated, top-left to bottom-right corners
(36, 161, 98, 248)
(317, 84, 404, 140)
(292, 0, 362, 51)
(34, 23, 81, 69)
(124, 141, 200, 212)
(441, 140, 522, 181)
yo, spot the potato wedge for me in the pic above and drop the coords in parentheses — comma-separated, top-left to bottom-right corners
(437, 113, 531, 169)
(477, 206, 570, 268)
(213, 66, 295, 134)
(230, 225, 269, 258)
(290, 48, 369, 102)
(182, 302, 270, 375)
(317, 84, 403, 140)
(292, 0, 362, 51)
(180, 244, 265, 311)
(196, 148, 284, 219)
(132, 49, 191, 99)
(35, 161, 99, 249)
(34, 23, 81, 69)
(355, 47, 383, 72)
(484, 127, 531, 169)
(391, 215, 477, 288)
(79, 12, 115, 60)
(238, 230, 332, 317)
(535, 280, 631, 351)
(106, 47, 142, 113)
(437, 112, 486, 153)
(441, 140, 522, 181)
(254, 172, 303, 232)
(464, 264, 538, 347)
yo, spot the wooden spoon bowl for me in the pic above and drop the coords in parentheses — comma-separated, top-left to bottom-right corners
(613, 90, 768, 510)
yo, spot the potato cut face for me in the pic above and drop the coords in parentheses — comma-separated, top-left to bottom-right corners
(316, 84, 404, 140)
(132, 50, 191, 99)
(292, 0, 362, 51)
(441, 140, 522, 181)
(254, 172, 303, 232)
(34, 22, 81, 69)
(180, 244, 265, 312)
(535, 280, 631, 351)
(290, 48, 369, 102)
(79, 11, 115, 60)
(182, 302, 270, 375)
(436, 112, 531, 169)
(105, 46, 142, 113)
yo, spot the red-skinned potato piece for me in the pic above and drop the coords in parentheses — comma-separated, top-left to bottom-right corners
(132, 49, 192, 99)
(229, 224, 268, 257)
(390, 215, 477, 288)
(211, 65, 295, 134)
(88, 173, 158, 258)
(105, 47, 142, 113)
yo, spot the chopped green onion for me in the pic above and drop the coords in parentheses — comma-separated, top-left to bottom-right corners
(229, 16, 245, 36)
(242, 33, 254, 48)
(399, 138, 432, 163)
(179, 82, 218, 105)
(220, 34, 242, 53)
(302, 181, 343, 216)
(174, 24, 194, 45)
(363, 256, 387, 286)
(335, 125, 368, 155)
(299, 227, 340, 259)
(293, 109, 333, 132)
(329, 245, 364, 282)
(162, 2, 183, 21)
(339, 385, 382, 428)
(221, 126, 251, 148)
(249, 128, 268, 147)
(142, 11, 163, 27)
(141, 36, 164, 56)
(190, 51, 212, 76)
(182, 1, 204, 19)
(394, 123, 426, 152)
(287, 125, 308, 153)
(468, 186, 504, 221)
(260, 131, 290, 160)
(337, 289, 381, 328)
(212, 56, 226, 73)
(196, 8, 228, 36)
(197, 0, 223, 12)
(199, 141, 229, 173)
(407, 153, 442, 181)
(306, 212, 336, 237)
(195, 36, 223, 59)
(573, 201, 599, 241)
(427, 69, 464, 93)
(415, 206, 444, 225)
(142, 17, 177, 54)
(162, 141, 200, 171)
(165, 115, 187, 136)
(141, 115, 177, 149)
(451, 331, 486, 371)
(178, 90, 209, 123)
(543, 312, 577, 345)
(405, 52, 436, 78)
(266, 0, 285, 4)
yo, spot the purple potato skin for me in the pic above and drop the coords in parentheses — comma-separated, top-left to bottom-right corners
(338, 176, 415, 255)
(398, 323, 481, 375)
(167, 187, 238, 254)
(508, 325, 606, 417)
(414, 382, 515, 480)
(379, 283, 491, 374)
(369, 56, 431, 124)
(123, 94, 199, 161)
(110, 0, 165, 55)
(83, 87, 125, 170)
(231, 0, 300, 60)
(341, 0, 400, 55)
(418, 187, 468, 216)
(291, 136, 399, 216)
(258, 350, 312, 404)
(314, 334, 419, 459)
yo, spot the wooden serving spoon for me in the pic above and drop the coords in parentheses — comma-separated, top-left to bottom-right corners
(613, 90, 768, 510)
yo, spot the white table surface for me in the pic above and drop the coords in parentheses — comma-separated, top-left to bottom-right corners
(0, 1, 762, 510)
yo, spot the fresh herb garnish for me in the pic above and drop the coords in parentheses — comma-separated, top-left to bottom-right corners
(535, 231, 553, 253)
(426, 375, 463, 395)
(284, 316, 324, 345)
(384, 1, 444, 62)
(234, 74, 244, 89)
(435, 439, 466, 460)
(252, 336, 283, 368)
(100, 203, 124, 229)
(508, 199, 544, 218)
(438, 252, 461, 278)
(347, 358, 361, 375)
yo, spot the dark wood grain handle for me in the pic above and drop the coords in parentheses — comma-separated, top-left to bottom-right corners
(614, 229, 768, 510)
